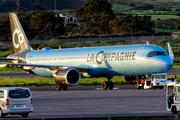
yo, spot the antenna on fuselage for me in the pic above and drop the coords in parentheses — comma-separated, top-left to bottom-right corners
(146, 41, 149, 45)
(167, 43, 174, 60)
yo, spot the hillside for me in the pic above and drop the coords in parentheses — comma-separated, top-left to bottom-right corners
(0, 0, 180, 13)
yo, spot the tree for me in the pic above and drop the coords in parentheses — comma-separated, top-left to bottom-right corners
(0, 10, 35, 42)
(0, 10, 66, 42)
(0, 13, 11, 41)
(0, 0, 16, 12)
(48, 38, 61, 49)
(16, 10, 35, 39)
(28, 11, 66, 37)
(75, 0, 116, 35)
(111, 14, 155, 35)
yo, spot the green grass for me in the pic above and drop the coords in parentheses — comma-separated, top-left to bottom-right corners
(174, 76, 180, 82)
(0, 77, 55, 87)
(0, 51, 12, 57)
(0, 63, 179, 87)
(0, 76, 127, 87)
(150, 15, 180, 20)
(0, 66, 25, 73)
(0, 74, 180, 87)
(172, 63, 180, 69)
(79, 76, 127, 86)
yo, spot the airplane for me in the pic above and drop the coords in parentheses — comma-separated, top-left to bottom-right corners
(0, 13, 174, 90)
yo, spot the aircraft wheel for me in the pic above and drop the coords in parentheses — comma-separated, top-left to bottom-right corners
(108, 81, 114, 89)
(55, 85, 68, 90)
(62, 86, 68, 90)
(55, 84, 62, 91)
(102, 81, 108, 90)
(172, 106, 178, 114)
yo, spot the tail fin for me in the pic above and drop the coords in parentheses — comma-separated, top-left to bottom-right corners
(9, 13, 31, 53)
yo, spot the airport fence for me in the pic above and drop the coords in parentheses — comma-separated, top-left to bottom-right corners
(0, 35, 174, 47)
(32, 35, 174, 44)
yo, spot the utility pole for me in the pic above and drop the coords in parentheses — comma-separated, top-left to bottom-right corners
(54, 0, 56, 14)
(16, 0, 20, 11)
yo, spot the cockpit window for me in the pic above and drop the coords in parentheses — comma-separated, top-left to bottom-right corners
(147, 51, 168, 57)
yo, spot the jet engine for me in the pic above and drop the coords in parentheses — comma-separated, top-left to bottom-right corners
(53, 68, 81, 86)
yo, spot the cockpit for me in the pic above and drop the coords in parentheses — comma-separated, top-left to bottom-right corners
(147, 51, 168, 57)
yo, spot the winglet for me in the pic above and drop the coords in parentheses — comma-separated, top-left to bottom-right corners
(167, 43, 174, 60)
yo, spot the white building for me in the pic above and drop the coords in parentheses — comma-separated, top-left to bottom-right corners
(59, 13, 77, 24)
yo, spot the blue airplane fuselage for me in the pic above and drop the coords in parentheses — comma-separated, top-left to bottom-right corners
(25, 44, 173, 78)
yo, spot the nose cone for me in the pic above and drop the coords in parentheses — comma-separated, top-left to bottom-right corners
(155, 57, 173, 72)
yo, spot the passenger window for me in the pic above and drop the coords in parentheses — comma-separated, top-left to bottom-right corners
(0, 91, 4, 98)
(9, 89, 30, 98)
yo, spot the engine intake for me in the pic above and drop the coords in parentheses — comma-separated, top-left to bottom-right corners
(54, 68, 80, 86)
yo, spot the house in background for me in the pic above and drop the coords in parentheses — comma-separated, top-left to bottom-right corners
(59, 13, 77, 25)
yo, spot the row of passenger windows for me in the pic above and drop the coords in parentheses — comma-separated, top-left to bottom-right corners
(28, 57, 86, 61)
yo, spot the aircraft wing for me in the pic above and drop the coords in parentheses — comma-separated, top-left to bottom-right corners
(0, 62, 89, 73)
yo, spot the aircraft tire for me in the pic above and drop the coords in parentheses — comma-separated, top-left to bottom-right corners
(102, 81, 108, 90)
(172, 106, 178, 114)
(108, 81, 114, 89)
(55, 84, 62, 91)
(62, 86, 68, 90)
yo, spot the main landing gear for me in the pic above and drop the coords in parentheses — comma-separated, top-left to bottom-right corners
(55, 84, 68, 90)
(102, 76, 114, 90)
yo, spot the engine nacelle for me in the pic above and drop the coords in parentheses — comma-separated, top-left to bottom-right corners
(53, 68, 81, 86)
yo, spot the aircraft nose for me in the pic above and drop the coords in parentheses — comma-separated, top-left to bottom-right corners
(156, 57, 173, 72)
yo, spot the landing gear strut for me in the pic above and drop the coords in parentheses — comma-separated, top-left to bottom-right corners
(102, 76, 114, 90)
(55, 84, 68, 91)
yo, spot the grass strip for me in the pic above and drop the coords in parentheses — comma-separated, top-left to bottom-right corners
(0, 75, 179, 87)
(0, 76, 127, 87)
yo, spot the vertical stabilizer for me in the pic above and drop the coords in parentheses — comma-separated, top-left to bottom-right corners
(9, 13, 31, 53)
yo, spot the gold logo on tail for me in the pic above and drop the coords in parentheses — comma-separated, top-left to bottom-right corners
(13, 29, 27, 49)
